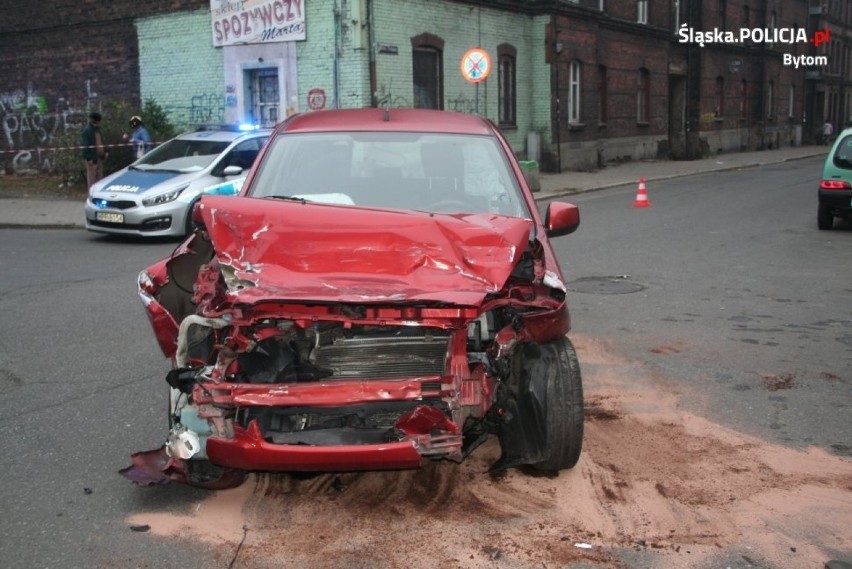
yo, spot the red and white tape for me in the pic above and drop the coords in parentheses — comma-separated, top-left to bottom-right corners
(0, 141, 160, 155)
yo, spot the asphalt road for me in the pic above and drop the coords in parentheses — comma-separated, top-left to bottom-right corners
(546, 156, 851, 455)
(0, 232, 215, 568)
(0, 156, 849, 568)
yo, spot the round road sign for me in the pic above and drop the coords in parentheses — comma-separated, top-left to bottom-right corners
(307, 88, 327, 111)
(460, 48, 491, 83)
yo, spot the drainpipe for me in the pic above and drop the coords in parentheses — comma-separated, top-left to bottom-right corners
(333, 1, 341, 109)
(553, 13, 562, 173)
(368, 0, 377, 107)
(757, 0, 768, 150)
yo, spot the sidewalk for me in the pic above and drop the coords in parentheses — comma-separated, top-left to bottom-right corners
(0, 145, 827, 229)
(536, 144, 826, 198)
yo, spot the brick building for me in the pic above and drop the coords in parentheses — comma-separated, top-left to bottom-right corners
(0, 0, 840, 174)
(549, 0, 810, 169)
(805, 0, 852, 140)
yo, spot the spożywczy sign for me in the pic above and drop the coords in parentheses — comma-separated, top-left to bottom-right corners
(211, 0, 305, 47)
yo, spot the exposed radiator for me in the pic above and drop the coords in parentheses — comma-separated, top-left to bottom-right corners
(312, 334, 449, 379)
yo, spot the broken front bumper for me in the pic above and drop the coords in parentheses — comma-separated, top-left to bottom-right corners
(205, 420, 462, 471)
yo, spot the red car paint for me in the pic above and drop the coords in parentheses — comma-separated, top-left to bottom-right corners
(122, 109, 582, 488)
(198, 194, 535, 305)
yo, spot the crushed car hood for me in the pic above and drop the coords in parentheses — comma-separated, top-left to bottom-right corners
(198, 195, 534, 306)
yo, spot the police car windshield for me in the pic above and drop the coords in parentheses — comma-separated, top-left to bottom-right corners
(133, 139, 230, 173)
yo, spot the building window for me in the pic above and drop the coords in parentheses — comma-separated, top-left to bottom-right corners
(598, 65, 608, 124)
(637, 0, 648, 24)
(498, 45, 516, 126)
(740, 79, 748, 119)
(674, 0, 680, 30)
(788, 84, 795, 118)
(411, 33, 444, 110)
(766, 80, 774, 119)
(768, 11, 777, 45)
(599, 0, 605, 11)
(637, 68, 650, 123)
(743, 4, 749, 28)
(568, 60, 582, 123)
(719, 0, 727, 29)
(715, 76, 724, 117)
(847, 45, 851, 78)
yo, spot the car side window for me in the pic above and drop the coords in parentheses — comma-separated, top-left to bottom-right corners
(213, 138, 267, 176)
(833, 135, 852, 170)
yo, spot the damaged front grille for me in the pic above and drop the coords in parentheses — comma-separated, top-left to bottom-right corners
(238, 400, 450, 445)
(222, 324, 450, 383)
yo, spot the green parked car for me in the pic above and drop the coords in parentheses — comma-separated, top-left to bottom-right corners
(818, 127, 852, 230)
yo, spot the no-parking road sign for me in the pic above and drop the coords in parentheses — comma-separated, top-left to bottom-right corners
(460, 48, 491, 83)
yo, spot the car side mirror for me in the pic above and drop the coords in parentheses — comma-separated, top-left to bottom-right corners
(190, 201, 205, 231)
(222, 165, 243, 177)
(544, 201, 580, 237)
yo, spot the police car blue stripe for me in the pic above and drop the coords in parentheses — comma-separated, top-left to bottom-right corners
(102, 170, 182, 194)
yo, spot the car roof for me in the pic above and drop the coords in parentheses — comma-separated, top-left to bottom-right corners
(278, 108, 495, 135)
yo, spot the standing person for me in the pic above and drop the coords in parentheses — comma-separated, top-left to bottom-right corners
(81, 112, 108, 190)
(822, 120, 834, 146)
(123, 115, 152, 159)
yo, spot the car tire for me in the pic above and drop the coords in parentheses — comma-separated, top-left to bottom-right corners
(817, 203, 834, 230)
(531, 336, 584, 472)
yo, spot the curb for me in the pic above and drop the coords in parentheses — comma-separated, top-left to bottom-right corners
(0, 223, 83, 230)
(534, 152, 825, 202)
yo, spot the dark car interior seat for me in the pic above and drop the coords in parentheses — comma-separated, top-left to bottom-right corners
(421, 142, 464, 196)
(419, 142, 488, 212)
(292, 142, 353, 195)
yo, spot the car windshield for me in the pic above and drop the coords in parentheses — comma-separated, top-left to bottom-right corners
(832, 134, 852, 170)
(133, 138, 230, 173)
(247, 132, 531, 218)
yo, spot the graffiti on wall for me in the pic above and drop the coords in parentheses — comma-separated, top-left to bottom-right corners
(447, 93, 477, 114)
(375, 84, 410, 109)
(161, 93, 227, 127)
(0, 84, 93, 173)
(1, 85, 229, 172)
(190, 93, 226, 123)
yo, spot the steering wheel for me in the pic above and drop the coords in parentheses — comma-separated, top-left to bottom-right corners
(426, 199, 470, 213)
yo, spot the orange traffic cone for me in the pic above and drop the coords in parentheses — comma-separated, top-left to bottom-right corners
(633, 178, 651, 208)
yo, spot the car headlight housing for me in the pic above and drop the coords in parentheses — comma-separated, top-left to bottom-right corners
(142, 185, 188, 207)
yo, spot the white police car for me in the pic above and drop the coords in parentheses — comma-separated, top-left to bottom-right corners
(84, 125, 270, 238)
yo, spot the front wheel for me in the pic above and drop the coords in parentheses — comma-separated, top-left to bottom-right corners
(817, 203, 834, 230)
(532, 337, 584, 472)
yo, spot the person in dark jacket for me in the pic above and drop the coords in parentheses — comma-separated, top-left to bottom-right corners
(81, 112, 108, 190)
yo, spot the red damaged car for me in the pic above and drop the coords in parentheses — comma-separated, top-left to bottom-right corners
(122, 108, 583, 488)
